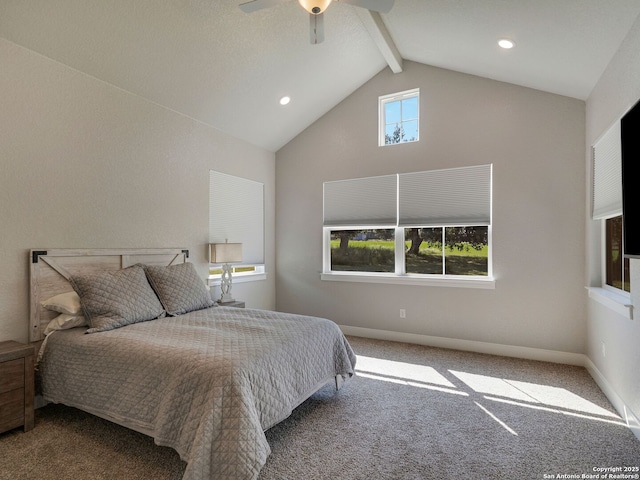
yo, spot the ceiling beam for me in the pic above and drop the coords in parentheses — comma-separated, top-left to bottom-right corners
(355, 9, 403, 73)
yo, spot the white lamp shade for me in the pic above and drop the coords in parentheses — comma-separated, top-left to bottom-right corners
(210, 243, 243, 263)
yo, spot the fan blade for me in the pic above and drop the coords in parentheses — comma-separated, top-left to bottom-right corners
(310, 12, 325, 44)
(239, 0, 290, 13)
(340, 0, 394, 13)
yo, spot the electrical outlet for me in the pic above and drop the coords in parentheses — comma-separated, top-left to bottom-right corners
(602, 342, 606, 357)
(399, 309, 406, 318)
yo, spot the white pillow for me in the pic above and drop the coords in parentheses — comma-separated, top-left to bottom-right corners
(41, 291, 82, 315)
(44, 313, 87, 335)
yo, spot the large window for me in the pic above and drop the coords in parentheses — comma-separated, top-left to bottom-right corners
(209, 171, 265, 283)
(379, 88, 419, 146)
(329, 227, 489, 276)
(322, 165, 493, 288)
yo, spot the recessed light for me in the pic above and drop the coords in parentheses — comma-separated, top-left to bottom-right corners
(279, 96, 291, 106)
(498, 39, 515, 49)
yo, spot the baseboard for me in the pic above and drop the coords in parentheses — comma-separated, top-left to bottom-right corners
(339, 325, 586, 365)
(583, 357, 640, 442)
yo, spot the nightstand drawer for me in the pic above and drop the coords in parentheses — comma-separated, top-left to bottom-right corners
(0, 388, 24, 432)
(0, 358, 24, 393)
(0, 341, 34, 434)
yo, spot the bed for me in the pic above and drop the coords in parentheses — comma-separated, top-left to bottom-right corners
(30, 248, 356, 480)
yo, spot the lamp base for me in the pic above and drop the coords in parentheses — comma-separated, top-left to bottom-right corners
(219, 263, 235, 304)
(218, 292, 236, 303)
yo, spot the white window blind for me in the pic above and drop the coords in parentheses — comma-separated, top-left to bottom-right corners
(323, 174, 397, 227)
(399, 164, 492, 226)
(592, 120, 622, 219)
(323, 165, 492, 228)
(209, 171, 264, 264)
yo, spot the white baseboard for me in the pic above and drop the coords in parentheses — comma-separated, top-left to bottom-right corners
(583, 357, 640, 442)
(339, 325, 585, 365)
(339, 324, 640, 442)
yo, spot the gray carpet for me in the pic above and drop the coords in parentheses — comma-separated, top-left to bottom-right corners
(1, 335, 638, 480)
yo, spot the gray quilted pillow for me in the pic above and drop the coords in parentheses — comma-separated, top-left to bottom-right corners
(70, 264, 166, 333)
(143, 262, 215, 316)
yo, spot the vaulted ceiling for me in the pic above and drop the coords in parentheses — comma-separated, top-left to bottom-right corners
(1, 0, 639, 152)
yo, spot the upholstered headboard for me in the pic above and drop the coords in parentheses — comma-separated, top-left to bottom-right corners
(29, 248, 189, 342)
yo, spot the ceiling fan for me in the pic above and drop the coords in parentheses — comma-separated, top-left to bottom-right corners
(239, 0, 395, 44)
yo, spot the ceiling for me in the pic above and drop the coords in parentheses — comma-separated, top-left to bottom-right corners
(1, 0, 639, 152)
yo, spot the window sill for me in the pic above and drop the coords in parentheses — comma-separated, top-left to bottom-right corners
(208, 272, 267, 287)
(321, 272, 495, 289)
(586, 287, 634, 320)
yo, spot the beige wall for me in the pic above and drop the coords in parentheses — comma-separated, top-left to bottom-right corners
(0, 39, 276, 343)
(585, 15, 640, 434)
(276, 60, 586, 354)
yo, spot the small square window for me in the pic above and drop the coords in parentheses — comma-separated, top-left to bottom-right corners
(379, 88, 419, 146)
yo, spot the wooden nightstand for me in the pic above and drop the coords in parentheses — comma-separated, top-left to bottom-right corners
(0, 341, 35, 434)
(217, 300, 245, 308)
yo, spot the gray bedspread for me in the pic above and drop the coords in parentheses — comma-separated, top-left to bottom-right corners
(37, 306, 356, 480)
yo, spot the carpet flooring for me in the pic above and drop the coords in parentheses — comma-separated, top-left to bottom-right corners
(1, 335, 638, 480)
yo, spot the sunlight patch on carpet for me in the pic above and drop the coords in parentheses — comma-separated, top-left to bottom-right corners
(356, 355, 456, 388)
(449, 370, 620, 419)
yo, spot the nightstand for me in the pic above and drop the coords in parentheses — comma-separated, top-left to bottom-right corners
(217, 300, 245, 308)
(0, 341, 35, 434)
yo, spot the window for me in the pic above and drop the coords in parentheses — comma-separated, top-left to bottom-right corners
(592, 120, 631, 296)
(322, 165, 493, 288)
(405, 227, 489, 276)
(604, 216, 630, 292)
(330, 229, 395, 273)
(328, 227, 489, 277)
(589, 119, 632, 318)
(209, 171, 265, 283)
(379, 88, 419, 146)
